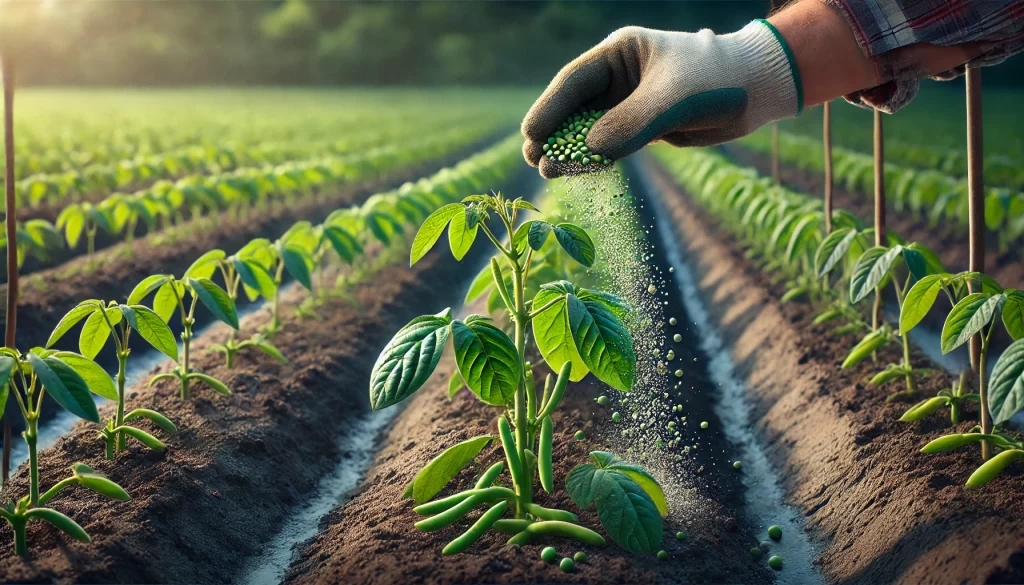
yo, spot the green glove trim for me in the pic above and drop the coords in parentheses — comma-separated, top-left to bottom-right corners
(620, 88, 748, 156)
(756, 19, 804, 115)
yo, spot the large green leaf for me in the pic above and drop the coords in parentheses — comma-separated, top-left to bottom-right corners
(79, 307, 120, 359)
(567, 293, 635, 391)
(52, 352, 117, 401)
(410, 204, 462, 266)
(46, 301, 100, 348)
(553, 223, 595, 267)
(566, 460, 662, 553)
(941, 293, 1004, 354)
(607, 462, 668, 517)
(28, 353, 99, 423)
(188, 277, 239, 329)
(321, 225, 362, 264)
(531, 287, 588, 383)
(127, 274, 170, 306)
(447, 207, 478, 261)
(121, 305, 179, 360)
(185, 249, 225, 280)
(153, 280, 183, 323)
(900, 274, 943, 335)
(1002, 290, 1024, 340)
(370, 309, 452, 410)
(281, 246, 313, 291)
(850, 245, 903, 303)
(528, 220, 552, 251)
(234, 258, 277, 302)
(451, 319, 521, 406)
(409, 435, 496, 504)
(989, 339, 1024, 425)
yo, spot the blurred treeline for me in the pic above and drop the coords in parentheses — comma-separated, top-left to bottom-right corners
(1, 0, 1021, 87)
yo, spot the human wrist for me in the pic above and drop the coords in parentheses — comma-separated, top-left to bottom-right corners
(719, 20, 802, 126)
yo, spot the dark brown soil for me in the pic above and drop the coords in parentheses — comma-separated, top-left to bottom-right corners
(724, 144, 1024, 290)
(639, 153, 1024, 585)
(281, 183, 774, 585)
(0, 210, 503, 584)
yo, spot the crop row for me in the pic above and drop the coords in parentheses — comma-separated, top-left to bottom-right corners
(0, 134, 524, 557)
(737, 129, 1024, 255)
(653, 145, 1024, 490)
(1, 121, 503, 273)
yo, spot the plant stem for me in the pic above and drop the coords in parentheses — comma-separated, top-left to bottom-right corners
(511, 261, 531, 519)
(26, 416, 38, 507)
(2, 54, 18, 485)
(87, 227, 96, 258)
(951, 368, 969, 425)
(115, 350, 128, 451)
(12, 518, 26, 557)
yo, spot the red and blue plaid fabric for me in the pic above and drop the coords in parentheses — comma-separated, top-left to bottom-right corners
(828, 0, 1024, 111)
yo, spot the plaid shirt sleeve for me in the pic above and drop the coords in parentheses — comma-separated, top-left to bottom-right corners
(825, 0, 1024, 112)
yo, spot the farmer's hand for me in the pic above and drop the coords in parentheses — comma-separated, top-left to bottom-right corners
(522, 21, 803, 178)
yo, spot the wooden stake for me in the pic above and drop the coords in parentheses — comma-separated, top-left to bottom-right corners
(1, 55, 16, 483)
(872, 108, 884, 330)
(965, 66, 991, 459)
(823, 101, 833, 233)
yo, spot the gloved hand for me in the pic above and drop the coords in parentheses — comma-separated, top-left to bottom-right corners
(522, 21, 804, 178)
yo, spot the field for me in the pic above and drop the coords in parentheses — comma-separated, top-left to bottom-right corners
(0, 81, 1022, 585)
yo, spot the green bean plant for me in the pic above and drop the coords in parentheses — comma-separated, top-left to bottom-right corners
(370, 193, 668, 555)
(0, 219, 63, 268)
(0, 348, 130, 556)
(127, 260, 239, 399)
(45, 299, 179, 458)
(56, 202, 114, 261)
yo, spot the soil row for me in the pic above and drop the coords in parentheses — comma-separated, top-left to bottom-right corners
(0, 190, 513, 583)
(724, 145, 1024, 290)
(280, 175, 775, 585)
(639, 153, 1024, 585)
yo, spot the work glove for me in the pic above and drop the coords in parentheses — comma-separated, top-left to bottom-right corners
(522, 21, 804, 178)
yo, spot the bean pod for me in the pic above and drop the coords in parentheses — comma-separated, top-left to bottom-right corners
(442, 500, 508, 556)
(538, 416, 554, 492)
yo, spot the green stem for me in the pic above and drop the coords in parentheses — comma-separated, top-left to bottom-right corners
(951, 369, 969, 425)
(26, 417, 38, 507)
(12, 518, 26, 557)
(980, 336, 991, 460)
(87, 227, 96, 258)
(39, 476, 77, 506)
(511, 263, 530, 519)
(116, 350, 127, 452)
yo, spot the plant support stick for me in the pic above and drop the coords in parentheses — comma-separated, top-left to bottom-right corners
(823, 100, 833, 233)
(2, 56, 16, 483)
(872, 108, 885, 332)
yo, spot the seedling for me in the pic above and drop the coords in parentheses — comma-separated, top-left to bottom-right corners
(56, 202, 114, 261)
(0, 219, 63, 268)
(46, 299, 179, 458)
(128, 263, 239, 399)
(371, 193, 663, 555)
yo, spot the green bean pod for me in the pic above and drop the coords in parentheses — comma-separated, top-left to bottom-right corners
(442, 500, 508, 556)
(899, 396, 950, 422)
(490, 258, 514, 310)
(526, 521, 606, 546)
(475, 461, 505, 489)
(506, 529, 533, 546)
(538, 416, 553, 492)
(414, 487, 516, 531)
(413, 491, 473, 516)
(840, 329, 889, 369)
(526, 503, 577, 523)
(498, 415, 524, 489)
(921, 433, 993, 453)
(966, 449, 1024, 488)
(492, 519, 533, 534)
(538, 362, 572, 420)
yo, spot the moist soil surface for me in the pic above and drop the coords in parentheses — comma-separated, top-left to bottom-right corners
(639, 153, 1024, 585)
(0, 204, 504, 584)
(724, 144, 1024, 291)
(281, 174, 775, 585)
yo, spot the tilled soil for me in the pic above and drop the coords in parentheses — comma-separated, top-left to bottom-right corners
(640, 153, 1024, 585)
(281, 179, 774, 585)
(725, 144, 1024, 290)
(0, 212, 503, 583)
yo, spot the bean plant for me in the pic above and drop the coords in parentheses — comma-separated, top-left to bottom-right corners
(46, 299, 179, 458)
(370, 193, 667, 554)
(127, 260, 239, 399)
(0, 348, 130, 556)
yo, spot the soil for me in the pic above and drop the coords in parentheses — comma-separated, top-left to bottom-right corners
(724, 144, 1024, 290)
(637, 153, 1024, 585)
(281, 176, 774, 585)
(0, 203, 507, 583)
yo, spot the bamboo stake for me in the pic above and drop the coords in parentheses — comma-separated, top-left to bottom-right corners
(872, 108, 884, 330)
(824, 101, 833, 233)
(965, 66, 991, 459)
(2, 55, 16, 483)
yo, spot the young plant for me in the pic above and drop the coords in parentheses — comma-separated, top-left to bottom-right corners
(241, 225, 317, 336)
(127, 260, 239, 399)
(0, 349, 130, 556)
(46, 299, 179, 458)
(370, 193, 659, 555)
(0, 219, 63, 268)
(56, 202, 114, 260)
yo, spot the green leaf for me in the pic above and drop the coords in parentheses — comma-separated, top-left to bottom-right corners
(321, 225, 362, 264)
(900, 274, 943, 335)
(841, 328, 889, 369)
(528, 221, 553, 251)
(256, 342, 287, 363)
(1002, 291, 1024, 340)
(281, 246, 313, 291)
(0, 356, 13, 422)
(447, 371, 464, 400)
(608, 463, 668, 517)
(185, 249, 225, 280)
(124, 408, 178, 434)
(78, 307, 120, 359)
(186, 372, 232, 395)
(189, 277, 239, 329)
(52, 352, 117, 401)
(850, 246, 903, 304)
(464, 263, 494, 304)
(410, 204, 462, 266)
(59, 208, 85, 249)
(116, 425, 167, 449)
(553, 223, 596, 267)
(24, 508, 90, 543)
(447, 207, 478, 261)
(410, 435, 496, 504)
(153, 280, 183, 323)
(127, 274, 170, 305)
(899, 396, 950, 422)
(235, 258, 277, 302)
(28, 353, 99, 423)
(451, 319, 521, 406)
(46, 302, 100, 348)
(531, 288, 588, 383)
(370, 309, 452, 410)
(567, 293, 635, 391)
(941, 293, 1003, 354)
(901, 247, 930, 282)
(121, 305, 178, 360)
(565, 462, 662, 553)
(989, 338, 1024, 425)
